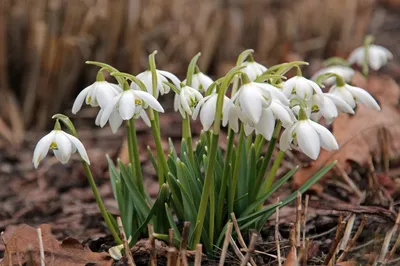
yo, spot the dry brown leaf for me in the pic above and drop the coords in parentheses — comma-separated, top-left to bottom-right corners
(336, 261, 357, 266)
(1, 224, 113, 266)
(294, 74, 400, 187)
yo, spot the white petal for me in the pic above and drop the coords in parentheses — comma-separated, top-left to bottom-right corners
(255, 108, 275, 140)
(198, 73, 213, 92)
(136, 71, 153, 94)
(200, 95, 217, 131)
(158, 70, 181, 88)
(320, 96, 338, 121)
(63, 132, 91, 164)
(279, 124, 295, 151)
(239, 85, 262, 123)
(96, 82, 120, 109)
(139, 110, 151, 127)
(346, 85, 381, 111)
(118, 91, 135, 120)
(180, 89, 192, 115)
(32, 131, 55, 168)
(100, 94, 120, 127)
(95, 109, 104, 126)
(329, 86, 356, 109)
(256, 83, 289, 105)
(324, 93, 355, 114)
(269, 101, 293, 126)
(72, 85, 91, 114)
(295, 121, 320, 160)
(228, 107, 240, 133)
(309, 120, 338, 151)
(244, 124, 255, 136)
(54, 131, 73, 164)
(134, 90, 164, 113)
(109, 110, 123, 133)
(174, 94, 180, 112)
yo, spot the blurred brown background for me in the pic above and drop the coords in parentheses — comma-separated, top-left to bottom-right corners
(0, 0, 399, 149)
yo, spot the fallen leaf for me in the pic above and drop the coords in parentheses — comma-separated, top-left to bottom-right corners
(1, 224, 113, 266)
(336, 261, 357, 266)
(294, 74, 400, 187)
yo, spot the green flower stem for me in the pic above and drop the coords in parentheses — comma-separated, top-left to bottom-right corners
(82, 161, 122, 244)
(362, 35, 374, 77)
(209, 174, 215, 247)
(128, 118, 145, 196)
(126, 121, 136, 183)
(150, 117, 169, 184)
(254, 134, 266, 158)
(228, 126, 245, 215)
(215, 129, 234, 233)
(261, 150, 285, 194)
(182, 117, 194, 165)
(193, 132, 218, 247)
(255, 121, 282, 197)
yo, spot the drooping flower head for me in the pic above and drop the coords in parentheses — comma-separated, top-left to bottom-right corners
(100, 87, 164, 133)
(329, 82, 380, 111)
(309, 93, 354, 124)
(183, 72, 213, 93)
(348, 44, 393, 71)
(174, 85, 203, 118)
(32, 124, 90, 168)
(312, 66, 355, 87)
(280, 109, 338, 160)
(72, 81, 122, 114)
(240, 61, 268, 81)
(131, 69, 180, 98)
(283, 76, 323, 101)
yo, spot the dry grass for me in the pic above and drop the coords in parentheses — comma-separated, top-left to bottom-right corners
(0, 0, 375, 146)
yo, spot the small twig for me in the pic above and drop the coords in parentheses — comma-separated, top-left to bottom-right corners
(302, 195, 309, 248)
(231, 213, 257, 266)
(376, 210, 400, 265)
(240, 233, 257, 266)
(387, 226, 400, 261)
(117, 217, 135, 266)
(301, 238, 310, 266)
(148, 224, 157, 266)
(230, 236, 247, 262)
(339, 214, 356, 251)
(295, 192, 302, 248)
(324, 215, 346, 265)
(219, 222, 233, 266)
(167, 247, 178, 266)
(283, 224, 298, 266)
(26, 244, 35, 266)
(336, 163, 363, 198)
(37, 228, 45, 266)
(179, 222, 190, 266)
(275, 199, 282, 266)
(338, 215, 367, 262)
(194, 244, 202, 266)
(1, 231, 12, 266)
(169, 228, 174, 247)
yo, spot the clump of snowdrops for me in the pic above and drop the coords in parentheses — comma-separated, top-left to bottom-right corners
(33, 36, 389, 255)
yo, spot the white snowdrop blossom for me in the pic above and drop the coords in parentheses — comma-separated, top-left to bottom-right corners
(131, 69, 180, 98)
(280, 117, 339, 160)
(193, 93, 230, 131)
(311, 66, 355, 86)
(72, 81, 122, 114)
(348, 44, 393, 70)
(309, 93, 355, 124)
(283, 76, 322, 101)
(241, 61, 268, 81)
(32, 130, 90, 168)
(329, 83, 381, 111)
(183, 72, 213, 93)
(100, 89, 164, 133)
(174, 85, 203, 118)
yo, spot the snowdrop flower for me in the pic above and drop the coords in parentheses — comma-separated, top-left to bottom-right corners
(193, 93, 230, 131)
(243, 101, 294, 140)
(241, 61, 268, 81)
(33, 129, 90, 168)
(72, 81, 122, 114)
(174, 85, 203, 118)
(348, 44, 393, 70)
(283, 76, 322, 101)
(312, 66, 355, 86)
(280, 110, 339, 160)
(100, 89, 164, 133)
(309, 93, 354, 124)
(131, 69, 180, 98)
(183, 72, 213, 93)
(329, 83, 380, 111)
